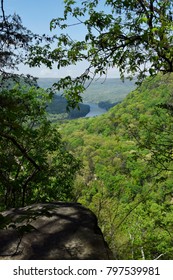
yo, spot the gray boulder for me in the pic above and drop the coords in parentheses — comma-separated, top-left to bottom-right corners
(0, 202, 113, 259)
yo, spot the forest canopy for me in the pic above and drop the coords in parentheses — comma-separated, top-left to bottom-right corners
(60, 73, 173, 259)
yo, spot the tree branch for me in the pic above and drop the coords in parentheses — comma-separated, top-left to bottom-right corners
(1, 0, 6, 21)
(1, 133, 41, 171)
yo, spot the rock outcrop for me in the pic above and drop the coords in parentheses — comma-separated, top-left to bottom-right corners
(0, 202, 113, 260)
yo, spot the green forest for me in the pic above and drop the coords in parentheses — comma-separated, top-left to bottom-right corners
(59, 73, 173, 259)
(1, 0, 173, 259)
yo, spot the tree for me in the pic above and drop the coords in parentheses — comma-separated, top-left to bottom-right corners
(0, 86, 80, 209)
(0, 0, 54, 83)
(28, 0, 173, 107)
(0, 1, 80, 210)
(0, 0, 33, 83)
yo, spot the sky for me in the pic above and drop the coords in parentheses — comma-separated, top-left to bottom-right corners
(2, 0, 120, 78)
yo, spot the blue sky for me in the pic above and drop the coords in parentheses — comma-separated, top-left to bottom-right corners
(4, 0, 64, 34)
(3, 0, 120, 78)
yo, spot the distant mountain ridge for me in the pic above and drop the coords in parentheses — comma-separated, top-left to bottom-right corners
(38, 77, 136, 104)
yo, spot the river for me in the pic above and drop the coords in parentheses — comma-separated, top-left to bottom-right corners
(84, 103, 107, 118)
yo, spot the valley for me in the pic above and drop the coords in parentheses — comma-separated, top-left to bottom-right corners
(38, 78, 136, 119)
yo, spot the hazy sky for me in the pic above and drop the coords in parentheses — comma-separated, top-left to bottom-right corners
(3, 0, 120, 78)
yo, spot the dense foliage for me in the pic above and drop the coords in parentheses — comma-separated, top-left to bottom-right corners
(60, 73, 173, 259)
(0, 1, 80, 210)
(0, 85, 80, 210)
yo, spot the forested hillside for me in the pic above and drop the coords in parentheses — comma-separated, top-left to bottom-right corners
(59, 73, 173, 260)
(46, 94, 90, 120)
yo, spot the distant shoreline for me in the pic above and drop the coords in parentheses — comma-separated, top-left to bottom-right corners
(84, 103, 107, 118)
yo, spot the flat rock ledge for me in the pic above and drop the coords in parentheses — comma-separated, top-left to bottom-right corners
(0, 202, 113, 260)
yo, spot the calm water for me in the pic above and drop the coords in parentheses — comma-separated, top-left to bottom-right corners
(84, 103, 106, 118)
